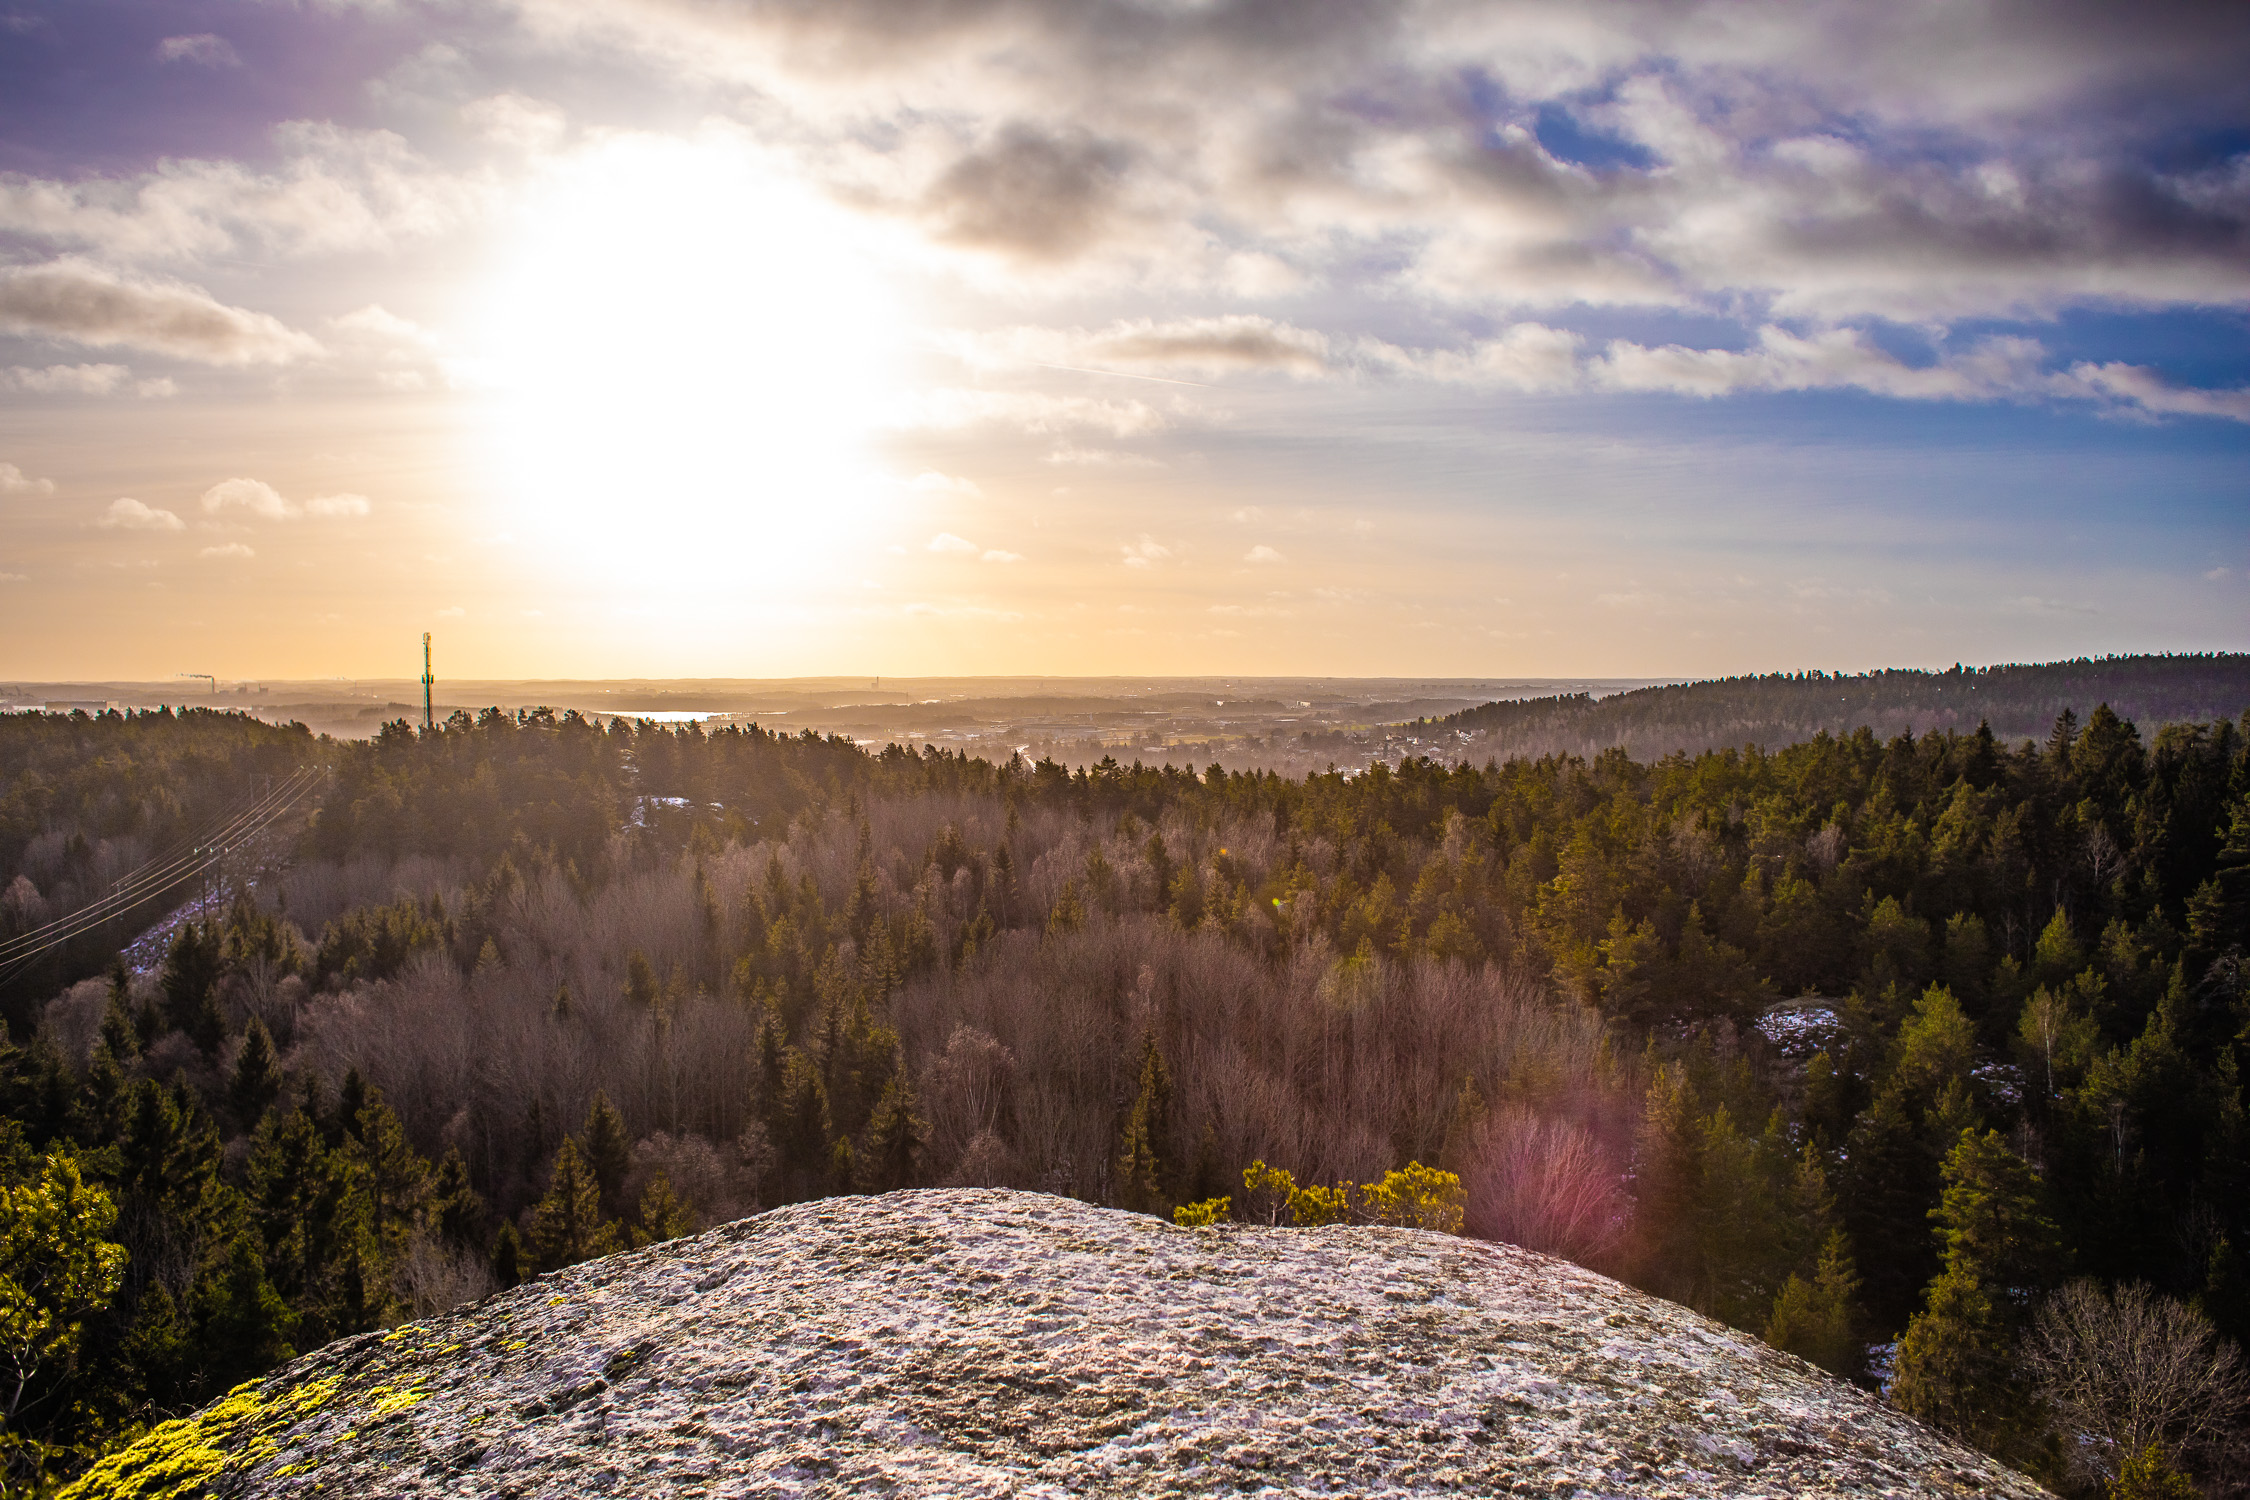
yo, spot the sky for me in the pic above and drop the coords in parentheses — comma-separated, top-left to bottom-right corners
(0, 0, 2245, 682)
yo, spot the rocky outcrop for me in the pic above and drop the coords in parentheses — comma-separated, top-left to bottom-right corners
(69, 1189, 2050, 1498)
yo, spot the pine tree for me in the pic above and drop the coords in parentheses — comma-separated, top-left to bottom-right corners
(623, 949, 659, 1008)
(1763, 1229, 1861, 1378)
(99, 961, 138, 1062)
(160, 921, 222, 1044)
(580, 1092, 630, 1218)
(489, 1222, 524, 1289)
(526, 1138, 618, 1273)
(856, 1071, 929, 1193)
(631, 1170, 694, 1247)
(191, 1233, 294, 1391)
(424, 1147, 485, 1251)
(347, 1087, 429, 1260)
(1891, 1128, 2060, 1463)
(229, 1016, 281, 1124)
(1113, 1031, 1174, 1215)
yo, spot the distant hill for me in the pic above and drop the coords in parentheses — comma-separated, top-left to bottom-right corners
(1424, 653, 2250, 760)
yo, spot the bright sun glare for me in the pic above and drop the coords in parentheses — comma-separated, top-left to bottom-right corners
(477, 134, 903, 593)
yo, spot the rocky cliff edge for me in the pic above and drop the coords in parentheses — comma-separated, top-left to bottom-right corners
(66, 1189, 2050, 1498)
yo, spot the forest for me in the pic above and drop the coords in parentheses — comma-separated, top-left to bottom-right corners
(3, 692, 2248, 1495)
(1429, 653, 2250, 764)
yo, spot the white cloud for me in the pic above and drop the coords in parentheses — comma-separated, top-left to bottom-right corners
(436, 605, 467, 618)
(0, 259, 318, 365)
(201, 478, 295, 520)
(98, 498, 185, 531)
(0, 124, 483, 264)
(1244, 544, 1285, 564)
(461, 93, 567, 152)
(199, 542, 254, 559)
(199, 478, 371, 520)
(0, 572, 25, 583)
(901, 388, 1165, 439)
(981, 549, 1024, 563)
(926, 532, 979, 553)
(155, 34, 240, 67)
(909, 470, 984, 497)
(1121, 535, 1173, 569)
(0, 462, 54, 496)
(3, 362, 129, 395)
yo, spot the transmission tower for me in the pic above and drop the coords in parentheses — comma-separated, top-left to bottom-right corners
(421, 632, 435, 729)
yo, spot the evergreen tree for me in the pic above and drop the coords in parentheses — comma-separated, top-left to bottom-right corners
(190, 1234, 293, 1392)
(1763, 1229, 1862, 1378)
(630, 1170, 694, 1247)
(424, 1147, 485, 1251)
(623, 950, 659, 1008)
(526, 1138, 617, 1273)
(98, 963, 138, 1063)
(1112, 1031, 1174, 1215)
(580, 1092, 630, 1218)
(159, 921, 223, 1048)
(489, 1222, 524, 1289)
(346, 1087, 429, 1261)
(856, 1071, 929, 1193)
(229, 1017, 281, 1124)
(1891, 1129, 2061, 1463)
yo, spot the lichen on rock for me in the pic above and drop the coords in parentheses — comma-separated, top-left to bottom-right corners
(65, 1189, 2053, 1497)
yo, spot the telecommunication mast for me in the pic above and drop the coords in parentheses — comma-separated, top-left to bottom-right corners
(421, 632, 435, 729)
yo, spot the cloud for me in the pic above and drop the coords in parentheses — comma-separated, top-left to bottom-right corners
(199, 542, 254, 559)
(923, 125, 1132, 261)
(909, 470, 983, 497)
(98, 498, 185, 531)
(0, 123, 482, 264)
(1121, 535, 1172, 569)
(155, 34, 241, 67)
(461, 93, 567, 151)
(200, 478, 372, 520)
(436, 605, 467, 618)
(1085, 317, 1331, 378)
(1244, 544, 1285, 564)
(3, 363, 128, 394)
(0, 463, 55, 496)
(201, 478, 294, 520)
(902, 388, 1166, 438)
(503, 0, 2250, 324)
(0, 259, 318, 365)
(981, 549, 1024, 563)
(926, 532, 979, 553)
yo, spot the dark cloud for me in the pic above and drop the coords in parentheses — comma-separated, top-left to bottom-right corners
(923, 125, 1132, 259)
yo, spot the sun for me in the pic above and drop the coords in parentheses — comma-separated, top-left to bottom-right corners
(473, 132, 904, 593)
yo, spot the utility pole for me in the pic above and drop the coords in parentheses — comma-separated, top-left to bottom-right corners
(421, 632, 435, 730)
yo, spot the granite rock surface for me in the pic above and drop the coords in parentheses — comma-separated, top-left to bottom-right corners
(69, 1189, 2052, 1498)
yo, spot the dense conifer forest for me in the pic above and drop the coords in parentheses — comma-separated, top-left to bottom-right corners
(4, 686, 2248, 1493)
(1430, 653, 2250, 764)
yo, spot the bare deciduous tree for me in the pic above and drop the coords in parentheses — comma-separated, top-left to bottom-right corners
(2024, 1279, 2250, 1487)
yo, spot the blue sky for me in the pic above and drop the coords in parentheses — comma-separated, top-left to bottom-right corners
(0, 0, 2244, 679)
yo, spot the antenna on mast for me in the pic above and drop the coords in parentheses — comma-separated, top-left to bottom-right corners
(421, 632, 435, 730)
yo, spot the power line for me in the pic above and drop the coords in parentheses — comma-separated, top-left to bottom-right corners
(0, 766, 330, 982)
